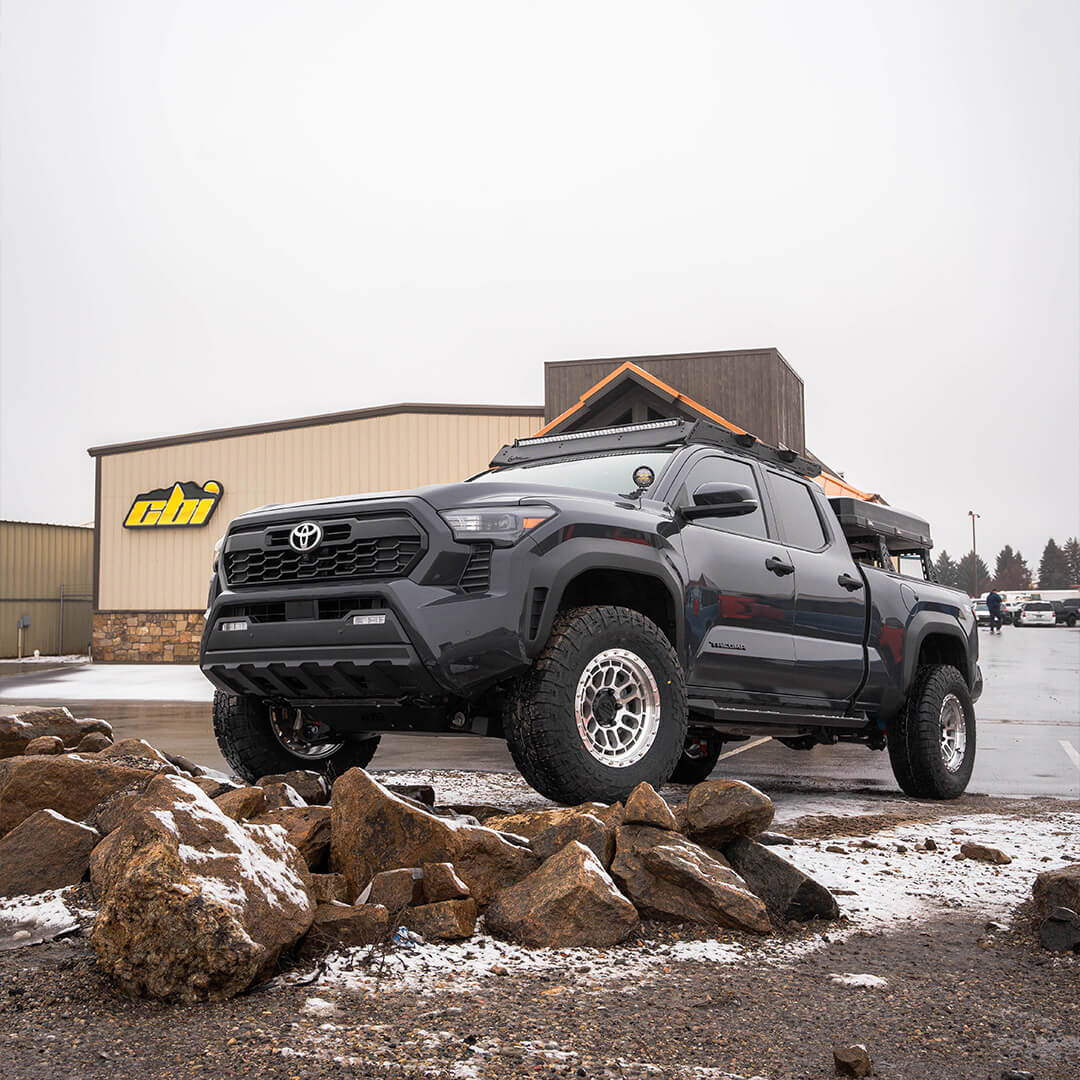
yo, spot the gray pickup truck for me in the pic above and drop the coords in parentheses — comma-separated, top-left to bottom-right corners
(202, 419, 981, 804)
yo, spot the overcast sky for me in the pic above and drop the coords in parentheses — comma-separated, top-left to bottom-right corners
(1, 0, 1077, 572)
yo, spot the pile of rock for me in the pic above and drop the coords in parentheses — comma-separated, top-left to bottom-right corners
(0, 704, 840, 1003)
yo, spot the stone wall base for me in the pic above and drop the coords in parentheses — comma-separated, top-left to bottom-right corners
(92, 612, 205, 664)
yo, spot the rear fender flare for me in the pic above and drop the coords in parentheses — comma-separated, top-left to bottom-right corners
(902, 615, 973, 693)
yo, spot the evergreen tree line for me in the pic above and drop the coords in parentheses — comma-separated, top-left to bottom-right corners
(932, 537, 1080, 595)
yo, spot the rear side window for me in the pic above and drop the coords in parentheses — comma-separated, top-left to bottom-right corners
(767, 473, 827, 550)
(679, 456, 767, 539)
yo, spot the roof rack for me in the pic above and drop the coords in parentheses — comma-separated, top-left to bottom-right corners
(490, 418, 822, 478)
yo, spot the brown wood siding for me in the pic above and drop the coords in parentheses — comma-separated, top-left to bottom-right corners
(544, 350, 805, 453)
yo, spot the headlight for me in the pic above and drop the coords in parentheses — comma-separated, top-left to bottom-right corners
(439, 506, 555, 545)
(212, 534, 225, 567)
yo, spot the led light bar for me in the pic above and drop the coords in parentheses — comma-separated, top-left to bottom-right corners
(220, 620, 248, 632)
(352, 613, 388, 626)
(515, 418, 682, 447)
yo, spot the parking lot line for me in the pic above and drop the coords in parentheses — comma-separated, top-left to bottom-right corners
(1061, 740, 1080, 771)
(716, 735, 773, 762)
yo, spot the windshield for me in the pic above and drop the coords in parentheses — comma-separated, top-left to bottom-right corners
(1025, 602, 1052, 611)
(470, 450, 676, 495)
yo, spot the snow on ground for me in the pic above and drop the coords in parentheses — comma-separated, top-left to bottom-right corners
(286, 808, 1078, 1000)
(0, 663, 214, 703)
(0, 655, 89, 667)
(0, 889, 80, 951)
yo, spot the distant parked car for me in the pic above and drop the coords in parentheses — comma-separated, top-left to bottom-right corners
(1051, 598, 1079, 628)
(1014, 601, 1056, 627)
(973, 600, 992, 627)
(1000, 594, 1034, 625)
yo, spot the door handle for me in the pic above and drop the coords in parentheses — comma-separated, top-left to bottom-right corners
(765, 557, 795, 576)
(838, 573, 864, 591)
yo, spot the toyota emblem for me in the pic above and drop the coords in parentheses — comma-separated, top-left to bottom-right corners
(288, 521, 323, 552)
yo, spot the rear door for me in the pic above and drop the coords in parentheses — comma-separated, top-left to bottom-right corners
(762, 470, 868, 708)
(673, 453, 800, 699)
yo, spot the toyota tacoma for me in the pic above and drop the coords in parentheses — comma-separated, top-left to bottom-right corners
(201, 418, 981, 803)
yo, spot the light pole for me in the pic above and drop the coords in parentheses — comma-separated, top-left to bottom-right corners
(968, 510, 980, 596)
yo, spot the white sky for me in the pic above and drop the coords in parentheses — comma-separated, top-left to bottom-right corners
(1, 0, 1077, 568)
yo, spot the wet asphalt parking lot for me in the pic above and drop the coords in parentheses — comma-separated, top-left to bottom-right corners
(1, 624, 1077, 802)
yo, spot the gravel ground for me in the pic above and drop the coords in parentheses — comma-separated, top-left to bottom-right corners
(2, 791, 1078, 1080)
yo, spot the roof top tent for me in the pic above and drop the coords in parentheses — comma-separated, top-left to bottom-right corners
(829, 497, 937, 581)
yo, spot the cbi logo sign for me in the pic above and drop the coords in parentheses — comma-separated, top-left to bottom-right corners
(124, 480, 224, 529)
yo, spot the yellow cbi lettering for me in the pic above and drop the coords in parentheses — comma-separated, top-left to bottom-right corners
(123, 481, 223, 529)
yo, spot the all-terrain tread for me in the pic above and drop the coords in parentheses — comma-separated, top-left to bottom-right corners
(887, 664, 975, 800)
(212, 690, 379, 784)
(504, 605, 687, 804)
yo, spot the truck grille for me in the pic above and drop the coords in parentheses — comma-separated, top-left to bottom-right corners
(222, 514, 425, 588)
(225, 536, 421, 586)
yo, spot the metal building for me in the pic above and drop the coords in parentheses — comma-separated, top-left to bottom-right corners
(88, 404, 543, 661)
(0, 521, 94, 658)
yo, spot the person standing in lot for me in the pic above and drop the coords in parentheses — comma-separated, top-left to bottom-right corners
(986, 588, 1004, 634)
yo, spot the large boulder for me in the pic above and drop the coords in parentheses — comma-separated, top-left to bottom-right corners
(257, 771, 329, 806)
(310, 872, 350, 904)
(214, 787, 268, 822)
(249, 806, 330, 870)
(485, 803, 624, 839)
(365, 867, 425, 909)
(0, 809, 99, 897)
(422, 862, 470, 904)
(24, 736, 64, 756)
(486, 841, 638, 948)
(530, 813, 615, 868)
(298, 902, 390, 960)
(723, 836, 839, 923)
(90, 774, 315, 1002)
(611, 825, 771, 933)
(685, 779, 774, 846)
(0, 707, 112, 759)
(330, 769, 538, 904)
(0, 754, 166, 836)
(1032, 864, 1080, 919)
(404, 899, 478, 941)
(98, 738, 174, 768)
(623, 782, 678, 830)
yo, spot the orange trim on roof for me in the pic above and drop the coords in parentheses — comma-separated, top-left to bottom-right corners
(813, 472, 879, 502)
(533, 361, 749, 438)
(535, 360, 883, 503)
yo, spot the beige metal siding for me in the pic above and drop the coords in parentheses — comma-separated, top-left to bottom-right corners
(0, 522, 94, 657)
(97, 410, 543, 611)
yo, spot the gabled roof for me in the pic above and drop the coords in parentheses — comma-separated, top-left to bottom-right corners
(535, 362, 748, 437)
(532, 360, 881, 503)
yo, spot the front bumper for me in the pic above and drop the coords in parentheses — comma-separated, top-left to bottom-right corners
(200, 498, 537, 704)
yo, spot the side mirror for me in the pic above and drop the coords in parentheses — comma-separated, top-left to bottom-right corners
(682, 482, 758, 521)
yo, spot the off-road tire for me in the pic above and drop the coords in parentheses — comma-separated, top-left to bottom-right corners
(504, 605, 687, 804)
(887, 664, 975, 799)
(669, 731, 723, 784)
(212, 690, 380, 783)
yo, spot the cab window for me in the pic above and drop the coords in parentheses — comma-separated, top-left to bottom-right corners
(766, 472, 827, 550)
(678, 456, 767, 539)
